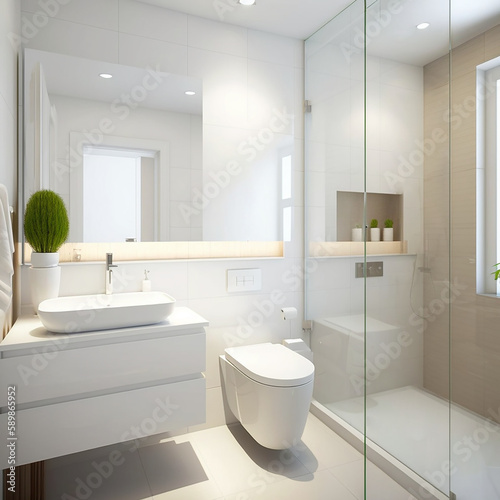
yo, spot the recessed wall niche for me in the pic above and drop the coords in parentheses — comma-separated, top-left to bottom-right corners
(336, 191, 403, 242)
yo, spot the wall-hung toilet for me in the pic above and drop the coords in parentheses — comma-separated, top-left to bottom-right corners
(220, 342, 315, 450)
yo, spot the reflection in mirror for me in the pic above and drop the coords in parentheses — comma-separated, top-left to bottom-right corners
(82, 146, 156, 243)
(23, 49, 290, 255)
(23, 48, 202, 245)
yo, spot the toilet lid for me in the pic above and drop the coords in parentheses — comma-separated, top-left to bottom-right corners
(225, 343, 315, 387)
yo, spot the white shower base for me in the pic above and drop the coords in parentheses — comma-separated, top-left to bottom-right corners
(321, 386, 500, 500)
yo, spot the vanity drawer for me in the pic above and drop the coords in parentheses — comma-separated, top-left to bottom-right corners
(0, 331, 206, 406)
(0, 376, 206, 469)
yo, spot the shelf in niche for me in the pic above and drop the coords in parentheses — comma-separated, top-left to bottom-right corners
(336, 191, 403, 242)
(309, 241, 408, 257)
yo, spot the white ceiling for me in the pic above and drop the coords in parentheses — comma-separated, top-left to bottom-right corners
(137, 0, 500, 66)
(137, 0, 355, 40)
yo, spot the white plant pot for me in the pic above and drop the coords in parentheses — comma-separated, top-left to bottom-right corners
(31, 252, 59, 268)
(351, 228, 363, 242)
(370, 228, 380, 242)
(30, 252, 61, 312)
(383, 228, 394, 242)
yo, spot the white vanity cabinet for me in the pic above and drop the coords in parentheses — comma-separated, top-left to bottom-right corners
(0, 307, 208, 468)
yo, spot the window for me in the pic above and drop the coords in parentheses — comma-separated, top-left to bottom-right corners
(281, 153, 292, 242)
(477, 58, 500, 294)
(81, 146, 156, 243)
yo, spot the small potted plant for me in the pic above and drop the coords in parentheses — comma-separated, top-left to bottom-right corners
(383, 218, 394, 241)
(24, 190, 69, 311)
(493, 264, 500, 281)
(352, 224, 363, 242)
(370, 219, 380, 242)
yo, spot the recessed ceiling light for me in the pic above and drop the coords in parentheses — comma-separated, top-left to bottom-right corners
(185, 90, 196, 96)
(238, 0, 256, 5)
(99, 73, 113, 79)
(416, 22, 430, 30)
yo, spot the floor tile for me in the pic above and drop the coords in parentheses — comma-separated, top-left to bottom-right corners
(44, 412, 415, 500)
(138, 440, 222, 499)
(223, 469, 358, 500)
(291, 413, 363, 472)
(186, 424, 310, 496)
(329, 459, 418, 500)
(45, 444, 152, 500)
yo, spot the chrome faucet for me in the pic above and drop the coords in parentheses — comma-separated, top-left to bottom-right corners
(105, 253, 118, 295)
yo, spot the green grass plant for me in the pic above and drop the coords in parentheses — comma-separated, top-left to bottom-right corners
(24, 190, 69, 253)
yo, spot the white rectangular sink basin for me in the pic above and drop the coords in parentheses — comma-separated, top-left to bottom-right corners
(37, 292, 176, 333)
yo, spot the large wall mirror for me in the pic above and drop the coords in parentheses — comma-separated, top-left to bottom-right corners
(23, 49, 291, 260)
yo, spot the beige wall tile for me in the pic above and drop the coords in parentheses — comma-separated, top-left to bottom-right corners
(424, 54, 450, 91)
(451, 369, 484, 414)
(451, 169, 476, 228)
(425, 84, 449, 114)
(451, 133, 476, 172)
(451, 33, 485, 79)
(423, 25, 500, 419)
(485, 24, 500, 61)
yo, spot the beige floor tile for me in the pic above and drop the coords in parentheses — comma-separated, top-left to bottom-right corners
(223, 469, 358, 500)
(330, 459, 418, 500)
(291, 413, 363, 472)
(186, 424, 310, 496)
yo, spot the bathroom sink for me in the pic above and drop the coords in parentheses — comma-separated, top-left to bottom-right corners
(37, 291, 176, 333)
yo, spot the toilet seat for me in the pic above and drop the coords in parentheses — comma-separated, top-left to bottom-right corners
(225, 343, 314, 387)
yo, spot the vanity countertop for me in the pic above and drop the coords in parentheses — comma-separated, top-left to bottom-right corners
(0, 306, 208, 355)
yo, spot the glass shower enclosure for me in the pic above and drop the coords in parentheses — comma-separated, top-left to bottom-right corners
(305, 0, 500, 498)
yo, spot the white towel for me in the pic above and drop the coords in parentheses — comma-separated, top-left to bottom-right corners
(0, 185, 14, 330)
(0, 184, 14, 254)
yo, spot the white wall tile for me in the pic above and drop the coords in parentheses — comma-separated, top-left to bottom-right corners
(307, 258, 352, 292)
(379, 58, 423, 91)
(169, 227, 191, 241)
(118, 33, 187, 75)
(247, 29, 298, 67)
(190, 227, 202, 240)
(187, 258, 303, 302)
(188, 47, 247, 128)
(188, 16, 247, 58)
(294, 39, 305, 69)
(56, 260, 190, 299)
(379, 85, 423, 152)
(170, 168, 191, 201)
(307, 288, 352, 319)
(308, 206, 326, 241)
(22, 0, 119, 31)
(190, 114, 203, 170)
(0, 80, 17, 201)
(307, 171, 326, 207)
(294, 67, 305, 139)
(119, 0, 187, 45)
(0, 1, 17, 228)
(247, 59, 295, 133)
(0, 0, 20, 118)
(21, 14, 119, 62)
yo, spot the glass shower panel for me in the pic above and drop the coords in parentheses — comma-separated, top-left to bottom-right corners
(364, 0, 451, 497)
(305, 0, 367, 434)
(305, 0, 368, 496)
